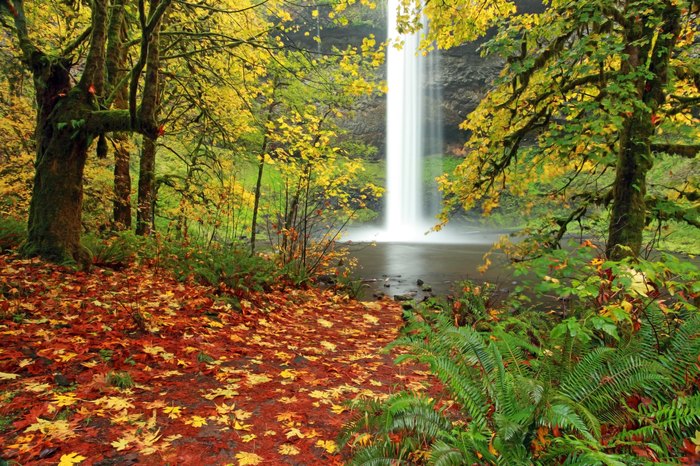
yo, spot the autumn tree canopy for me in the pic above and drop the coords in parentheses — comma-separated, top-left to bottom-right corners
(430, 0, 699, 258)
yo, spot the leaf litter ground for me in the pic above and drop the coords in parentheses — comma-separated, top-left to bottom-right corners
(0, 254, 434, 465)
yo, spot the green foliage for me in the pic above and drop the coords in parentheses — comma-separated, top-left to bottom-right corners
(343, 244, 700, 464)
(106, 371, 134, 389)
(436, 0, 699, 258)
(0, 215, 26, 251)
(0, 414, 13, 432)
(157, 240, 280, 293)
(81, 231, 146, 268)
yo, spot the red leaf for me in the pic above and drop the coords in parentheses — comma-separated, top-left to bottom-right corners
(157, 124, 165, 137)
(88, 84, 96, 95)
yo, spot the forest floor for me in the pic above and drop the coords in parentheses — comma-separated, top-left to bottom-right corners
(0, 253, 434, 465)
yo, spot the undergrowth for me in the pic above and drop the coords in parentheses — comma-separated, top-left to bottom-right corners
(341, 242, 700, 465)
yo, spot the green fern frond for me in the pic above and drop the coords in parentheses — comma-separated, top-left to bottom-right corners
(541, 403, 595, 441)
(542, 436, 636, 466)
(562, 352, 669, 416)
(347, 439, 412, 466)
(429, 440, 474, 466)
(658, 315, 700, 388)
(423, 354, 489, 429)
(617, 393, 700, 444)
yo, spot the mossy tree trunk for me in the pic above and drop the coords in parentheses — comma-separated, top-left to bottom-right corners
(2, 0, 170, 262)
(135, 2, 164, 237)
(606, 3, 680, 260)
(105, 0, 132, 230)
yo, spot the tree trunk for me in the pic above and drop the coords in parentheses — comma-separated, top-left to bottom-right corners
(606, 3, 680, 260)
(606, 113, 653, 260)
(113, 142, 132, 229)
(4, 0, 169, 262)
(250, 151, 266, 254)
(135, 3, 164, 236)
(136, 137, 156, 235)
(25, 60, 91, 263)
(106, 0, 132, 230)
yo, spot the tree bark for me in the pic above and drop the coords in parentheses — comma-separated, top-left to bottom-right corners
(606, 3, 680, 260)
(136, 2, 164, 236)
(106, 0, 132, 230)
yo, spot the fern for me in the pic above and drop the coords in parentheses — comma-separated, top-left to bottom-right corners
(617, 393, 700, 447)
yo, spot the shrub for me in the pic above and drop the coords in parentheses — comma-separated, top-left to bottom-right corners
(81, 231, 146, 268)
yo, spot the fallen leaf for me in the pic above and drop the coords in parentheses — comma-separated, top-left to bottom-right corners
(111, 438, 132, 451)
(235, 451, 263, 465)
(184, 415, 207, 427)
(58, 452, 86, 466)
(315, 439, 338, 453)
(279, 444, 300, 455)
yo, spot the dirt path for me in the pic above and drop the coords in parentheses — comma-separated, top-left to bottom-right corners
(0, 254, 431, 465)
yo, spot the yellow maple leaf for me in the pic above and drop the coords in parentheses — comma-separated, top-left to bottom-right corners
(163, 406, 184, 419)
(330, 404, 346, 414)
(317, 318, 333, 328)
(246, 373, 272, 385)
(234, 409, 252, 421)
(0, 372, 19, 380)
(58, 452, 86, 465)
(315, 439, 337, 454)
(184, 415, 207, 427)
(309, 390, 330, 400)
(94, 396, 134, 411)
(233, 421, 252, 431)
(279, 369, 298, 379)
(111, 437, 132, 451)
(320, 341, 336, 352)
(362, 313, 379, 324)
(52, 393, 78, 407)
(279, 444, 300, 455)
(202, 385, 239, 400)
(25, 418, 75, 440)
(235, 451, 263, 465)
(361, 301, 382, 311)
(241, 434, 257, 443)
(285, 427, 305, 439)
(276, 411, 297, 422)
(24, 382, 51, 393)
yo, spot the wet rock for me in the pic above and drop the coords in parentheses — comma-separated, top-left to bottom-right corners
(393, 293, 415, 302)
(422, 285, 433, 292)
(416, 279, 424, 286)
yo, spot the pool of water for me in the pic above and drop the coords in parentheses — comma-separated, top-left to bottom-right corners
(344, 229, 519, 301)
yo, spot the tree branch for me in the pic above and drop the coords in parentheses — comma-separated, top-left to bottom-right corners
(4, 0, 43, 67)
(85, 109, 158, 138)
(79, 0, 108, 90)
(650, 143, 700, 158)
(61, 26, 92, 56)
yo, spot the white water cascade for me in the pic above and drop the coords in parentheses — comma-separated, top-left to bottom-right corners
(343, 0, 452, 243)
(385, 0, 424, 239)
(384, 0, 443, 241)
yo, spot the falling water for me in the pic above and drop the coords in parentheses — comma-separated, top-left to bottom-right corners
(384, 0, 441, 241)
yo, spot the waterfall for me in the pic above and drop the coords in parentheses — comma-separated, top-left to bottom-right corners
(384, 0, 441, 240)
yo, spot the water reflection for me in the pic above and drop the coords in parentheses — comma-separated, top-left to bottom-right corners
(345, 236, 515, 300)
